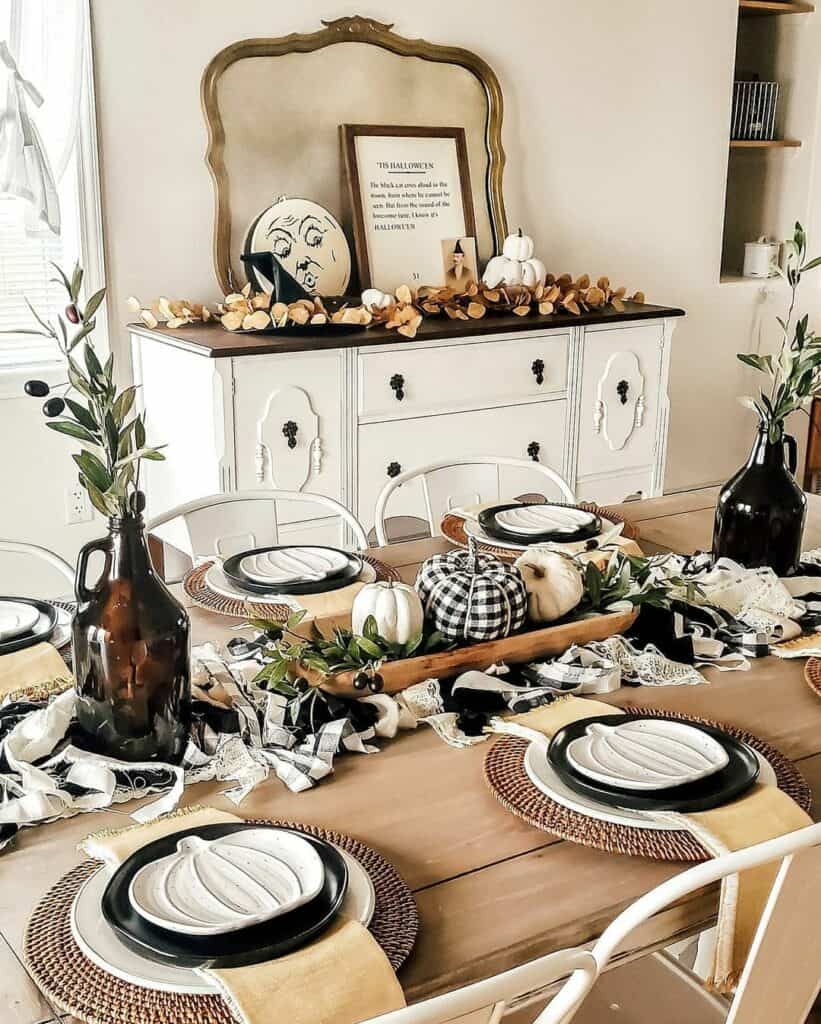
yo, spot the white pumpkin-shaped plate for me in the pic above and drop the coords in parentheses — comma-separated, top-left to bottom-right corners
(240, 547, 349, 585)
(128, 829, 325, 936)
(494, 505, 597, 537)
(204, 559, 374, 602)
(566, 720, 730, 791)
(524, 739, 775, 830)
(245, 196, 351, 296)
(0, 600, 40, 641)
(72, 845, 375, 995)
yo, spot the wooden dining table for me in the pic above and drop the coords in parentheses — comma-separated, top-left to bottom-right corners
(3, 486, 821, 1024)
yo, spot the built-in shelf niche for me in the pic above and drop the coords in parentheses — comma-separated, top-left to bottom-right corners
(720, 1, 815, 280)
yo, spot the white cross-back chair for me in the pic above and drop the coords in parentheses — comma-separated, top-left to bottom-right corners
(0, 540, 75, 598)
(146, 490, 368, 583)
(364, 821, 821, 1024)
(373, 457, 576, 547)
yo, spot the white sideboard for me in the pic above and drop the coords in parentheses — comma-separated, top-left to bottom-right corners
(131, 305, 682, 546)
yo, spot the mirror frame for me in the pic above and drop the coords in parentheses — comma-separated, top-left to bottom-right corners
(201, 14, 508, 294)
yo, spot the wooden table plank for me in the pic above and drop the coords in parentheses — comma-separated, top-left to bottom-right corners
(613, 490, 821, 556)
(0, 932, 58, 1024)
(611, 488, 719, 523)
(4, 489, 821, 1019)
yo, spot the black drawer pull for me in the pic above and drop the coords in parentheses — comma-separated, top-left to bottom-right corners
(389, 373, 405, 401)
(282, 420, 298, 449)
(531, 359, 545, 385)
(527, 441, 540, 463)
(387, 461, 402, 478)
(616, 379, 630, 405)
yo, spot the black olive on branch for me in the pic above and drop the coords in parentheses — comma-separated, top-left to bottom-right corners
(353, 672, 369, 691)
(43, 397, 65, 417)
(24, 380, 49, 397)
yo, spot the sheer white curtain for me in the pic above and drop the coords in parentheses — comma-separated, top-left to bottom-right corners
(0, 0, 101, 368)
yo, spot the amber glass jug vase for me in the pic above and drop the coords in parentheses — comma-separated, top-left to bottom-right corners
(73, 513, 191, 762)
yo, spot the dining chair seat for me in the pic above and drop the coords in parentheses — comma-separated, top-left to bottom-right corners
(363, 821, 821, 1024)
(146, 489, 368, 582)
(373, 456, 576, 546)
(0, 539, 75, 599)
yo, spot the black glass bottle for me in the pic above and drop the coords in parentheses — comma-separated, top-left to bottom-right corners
(712, 424, 806, 576)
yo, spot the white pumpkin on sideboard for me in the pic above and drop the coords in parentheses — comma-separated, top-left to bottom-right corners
(361, 288, 393, 310)
(482, 229, 547, 289)
(351, 581, 424, 644)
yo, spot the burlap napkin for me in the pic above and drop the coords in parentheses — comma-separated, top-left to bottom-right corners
(507, 696, 812, 993)
(80, 805, 406, 1024)
(0, 642, 73, 702)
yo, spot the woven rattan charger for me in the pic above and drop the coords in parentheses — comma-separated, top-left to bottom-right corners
(183, 554, 400, 619)
(24, 819, 417, 1024)
(805, 657, 821, 699)
(484, 706, 812, 863)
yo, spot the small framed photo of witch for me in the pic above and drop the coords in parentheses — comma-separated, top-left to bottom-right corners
(341, 124, 476, 292)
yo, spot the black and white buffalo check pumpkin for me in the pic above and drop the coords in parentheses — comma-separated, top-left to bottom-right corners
(415, 540, 528, 642)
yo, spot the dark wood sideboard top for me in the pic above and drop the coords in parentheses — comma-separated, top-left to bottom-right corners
(129, 301, 685, 359)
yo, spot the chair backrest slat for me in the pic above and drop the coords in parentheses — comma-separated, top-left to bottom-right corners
(147, 490, 367, 581)
(374, 457, 576, 546)
(726, 842, 821, 1024)
(0, 540, 75, 596)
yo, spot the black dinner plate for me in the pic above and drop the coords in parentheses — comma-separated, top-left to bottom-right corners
(548, 714, 760, 812)
(478, 503, 602, 546)
(0, 597, 58, 656)
(102, 823, 348, 969)
(222, 546, 363, 596)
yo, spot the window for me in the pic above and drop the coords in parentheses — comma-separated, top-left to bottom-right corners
(0, 0, 105, 371)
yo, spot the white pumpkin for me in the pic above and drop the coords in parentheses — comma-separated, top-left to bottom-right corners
(502, 228, 535, 262)
(361, 287, 393, 310)
(513, 549, 584, 623)
(352, 581, 424, 645)
(482, 229, 546, 289)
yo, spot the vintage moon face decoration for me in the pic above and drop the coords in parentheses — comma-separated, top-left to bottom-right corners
(245, 197, 351, 297)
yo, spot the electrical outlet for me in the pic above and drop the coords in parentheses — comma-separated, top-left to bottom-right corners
(65, 483, 93, 524)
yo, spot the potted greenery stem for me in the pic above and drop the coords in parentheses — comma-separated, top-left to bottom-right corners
(713, 223, 821, 575)
(15, 264, 190, 762)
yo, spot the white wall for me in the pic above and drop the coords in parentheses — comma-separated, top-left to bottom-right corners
(4, 0, 821, 582)
(88, 0, 821, 493)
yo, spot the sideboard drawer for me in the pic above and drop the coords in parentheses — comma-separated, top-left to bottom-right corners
(577, 324, 663, 478)
(358, 333, 569, 421)
(357, 400, 568, 532)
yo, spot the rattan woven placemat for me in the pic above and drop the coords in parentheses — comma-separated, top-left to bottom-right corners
(183, 554, 400, 619)
(24, 820, 417, 1024)
(804, 658, 821, 700)
(484, 706, 813, 862)
(441, 504, 640, 563)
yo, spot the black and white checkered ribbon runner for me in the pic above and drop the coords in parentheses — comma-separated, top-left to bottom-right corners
(0, 642, 403, 853)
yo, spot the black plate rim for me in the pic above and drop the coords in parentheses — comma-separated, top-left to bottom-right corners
(547, 714, 760, 812)
(0, 597, 58, 655)
(221, 546, 364, 596)
(102, 823, 348, 969)
(478, 502, 603, 546)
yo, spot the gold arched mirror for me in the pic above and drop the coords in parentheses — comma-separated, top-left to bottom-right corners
(202, 15, 507, 294)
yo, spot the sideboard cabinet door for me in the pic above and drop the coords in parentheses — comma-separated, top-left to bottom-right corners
(577, 324, 663, 479)
(232, 350, 344, 524)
